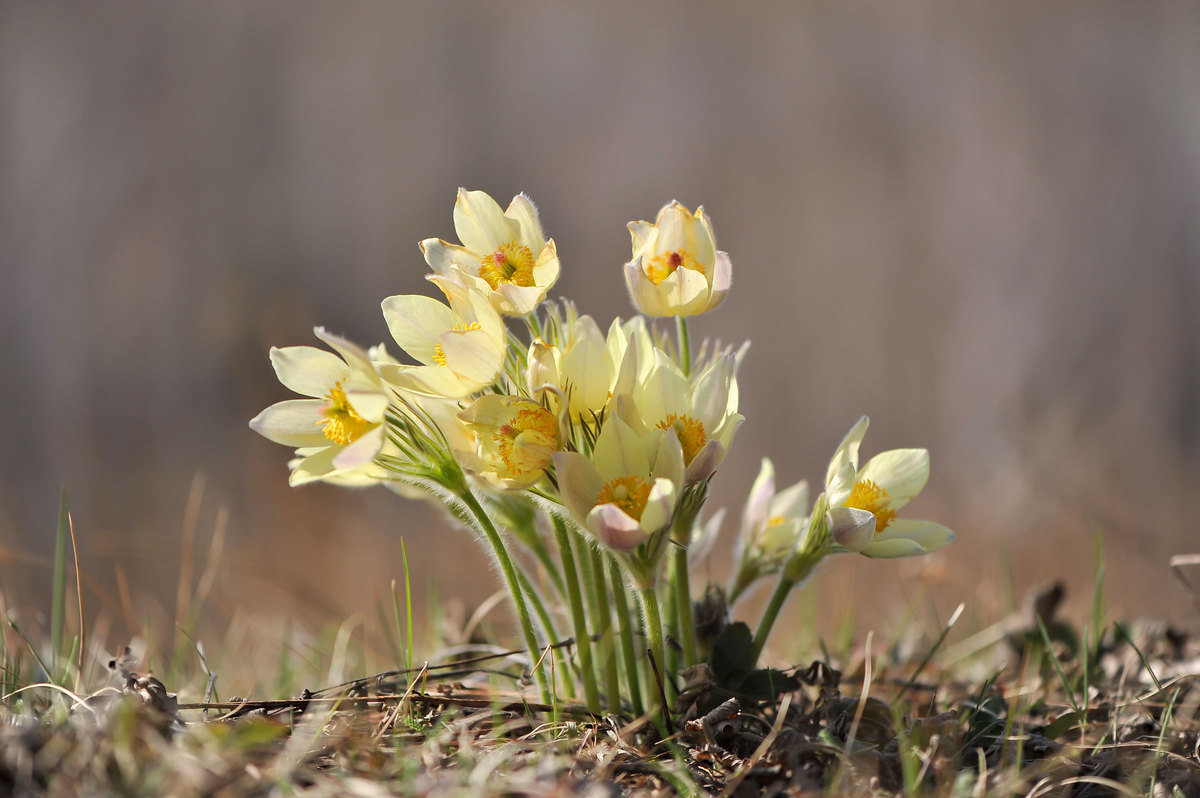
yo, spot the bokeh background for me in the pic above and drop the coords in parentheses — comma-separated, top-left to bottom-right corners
(3, 4, 1198, 662)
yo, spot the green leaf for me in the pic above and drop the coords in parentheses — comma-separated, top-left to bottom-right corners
(710, 622, 755, 689)
(737, 668, 800, 702)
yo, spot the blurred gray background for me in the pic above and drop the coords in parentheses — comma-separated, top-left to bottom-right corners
(2, 3, 1198, 653)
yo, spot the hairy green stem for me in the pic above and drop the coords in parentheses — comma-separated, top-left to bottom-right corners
(513, 566, 572, 699)
(552, 517, 600, 713)
(675, 316, 691, 377)
(459, 489, 551, 703)
(639, 584, 670, 735)
(672, 545, 698, 668)
(751, 574, 796, 664)
(590, 547, 621, 715)
(609, 558, 645, 717)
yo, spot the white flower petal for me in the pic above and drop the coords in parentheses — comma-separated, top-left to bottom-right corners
(381, 294, 456, 364)
(825, 416, 869, 494)
(863, 519, 955, 558)
(587, 503, 647, 550)
(250, 400, 331, 447)
(828, 506, 876, 551)
(453, 189, 515, 255)
(553, 451, 603, 523)
(270, 346, 347, 398)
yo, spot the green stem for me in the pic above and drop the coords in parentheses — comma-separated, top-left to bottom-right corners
(610, 557, 644, 718)
(662, 552, 680, 679)
(675, 316, 691, 377)
(639, 584, 670, 734)
(459, 489, 551, 703)
(513, 566, 572, 699)
(672, 545, 698, 668)
(751, 575, 797, 664)
(591, 547, 621, 715)
(552, 516, 600, 713)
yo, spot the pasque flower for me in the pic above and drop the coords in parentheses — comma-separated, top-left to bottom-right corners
(459, 395, 563, 490)
(249, 327, 390, 486)
(729, 458, 810, 602)
(624, 201, 731, 317)
(377, 277, 506, 399)
(421, 189, 560, 316)
(823, 416, 955, 558)
(553, 417, 684, 555)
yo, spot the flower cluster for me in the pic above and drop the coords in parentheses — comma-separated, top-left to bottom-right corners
(251, 188, 954, 721)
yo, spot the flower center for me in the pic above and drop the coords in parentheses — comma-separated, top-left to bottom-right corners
(479, 241, 537, 289)
(432, 322, 483, 366)
(318, 383, 373, 445)
(644, 249, 704, 285)
(495, 406, 560, 476)
(656, 413, 707, 464)
(596, 475, 653, 521)
(844, 479, 897, 533)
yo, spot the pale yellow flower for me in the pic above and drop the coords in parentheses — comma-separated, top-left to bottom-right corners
(621, 351, 743, 484)
(377, 278, 506, 399)
(823, 416, 954, 558)
(553, 417, 684, 553)
(624, 201, 731, 317)
(459, 395, 563, 490)
(249, 328, 390, 486)
(729, 458, 810, 601)
(421, 189, 560, 316)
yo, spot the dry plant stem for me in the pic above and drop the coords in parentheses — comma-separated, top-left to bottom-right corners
(589, 547, 621, 715)
(458, 488, 551, 704)
(609, 556, 645, 717)
(552, 516, 600, 713)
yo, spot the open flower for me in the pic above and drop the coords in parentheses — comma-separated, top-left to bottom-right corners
(729, 458, 810, 602)
(553, 417, 684, 554)
(420, 189, 560, 316)
(624, 201, 731, 317)
(377, 278, 506, 399)
(249, 328, 390, 486)
(823, 416, 954, 558)
(622, 351, 743, 483)
(459, 395, 563, 490)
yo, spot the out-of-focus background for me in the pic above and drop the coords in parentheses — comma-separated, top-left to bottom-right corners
(3, 4, 1198, 658)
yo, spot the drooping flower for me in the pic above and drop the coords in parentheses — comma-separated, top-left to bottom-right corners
(421, 189, 560, 316)
(624, 201, 731, 317)
(621, 351, 743, 484)
(729, 458, 810, 602)
(553, 417, 684, 555)
(459, 395, 563, 490)
(377, 278, 506, 399)
(822, 416, 955, 558)
(249, 328, 390, 486)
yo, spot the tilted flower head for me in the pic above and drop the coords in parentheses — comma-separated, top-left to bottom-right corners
(553, 417, 684, 554)
(822, 416, 955, 558)
(624, 200, 732, 317)
(729, 458, 810, 601)
(377, 277, 506, 399)
(621, 350, 744, 484)
(459, 395, 563, 490)
(420, 189, 560, 316)
(249, 328, 390, 486)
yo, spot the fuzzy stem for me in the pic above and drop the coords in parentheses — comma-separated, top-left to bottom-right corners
(459, 489, 551, 703)
(675, 316, 692, 377)
(513, 566, 572, 699)
(672, 544, 698, 668)
(552, 516, 600, 713)
(751, 574, 797, 664)
(639, 584, 667, 710)
(590, 547, 621, 715)
(609, 557, 645, 717)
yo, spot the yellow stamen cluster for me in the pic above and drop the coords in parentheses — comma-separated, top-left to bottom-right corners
(596, 475, 653, 521)
(844, 479, 896, 533)
(644, 249, 703, 285)
(494, 406, 560, 476)
(479, 241, 537, 289)
(318, 383, 373, 445)
(656, 413, 707, 465)
(432, 322, 484, 366)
